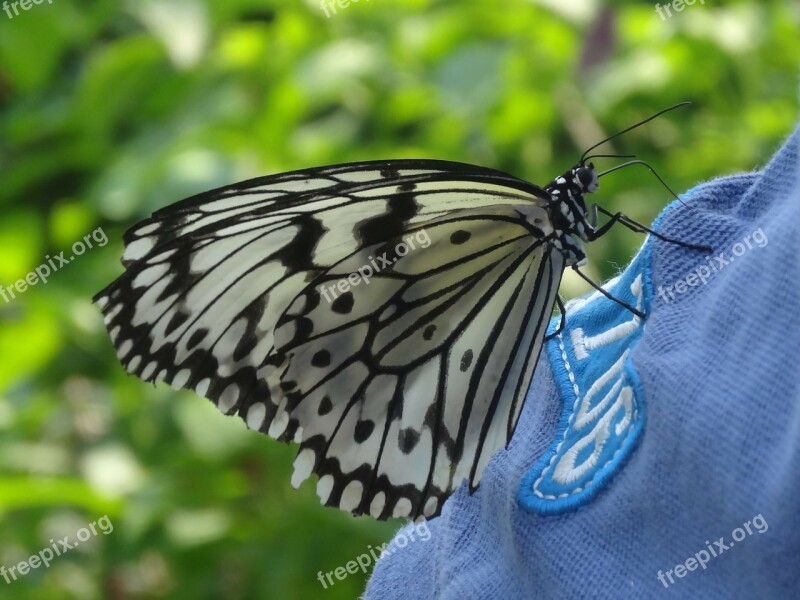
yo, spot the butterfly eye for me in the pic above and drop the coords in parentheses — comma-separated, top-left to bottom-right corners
(576, 167, 593, 187)
(576, 166, 598, 192)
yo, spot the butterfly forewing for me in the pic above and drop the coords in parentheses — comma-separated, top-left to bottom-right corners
(95, 159, 561, 520)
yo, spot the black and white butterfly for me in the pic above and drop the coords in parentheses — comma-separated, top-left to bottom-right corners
(94, 104, 705, 521)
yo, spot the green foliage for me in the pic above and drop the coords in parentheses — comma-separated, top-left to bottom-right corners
(0, 1, 797, 598)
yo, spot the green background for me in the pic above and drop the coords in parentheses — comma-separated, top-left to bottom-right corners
(0, 0, 797, 598)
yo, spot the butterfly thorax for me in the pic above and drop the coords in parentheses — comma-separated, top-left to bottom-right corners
(544, 162, 598, 265)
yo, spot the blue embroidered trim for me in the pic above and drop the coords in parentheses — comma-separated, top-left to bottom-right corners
(518, 239, 654, 515)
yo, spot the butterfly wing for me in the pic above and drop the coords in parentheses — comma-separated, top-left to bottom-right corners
(270, 210, 564, 519)
(94, 159, 561, 520)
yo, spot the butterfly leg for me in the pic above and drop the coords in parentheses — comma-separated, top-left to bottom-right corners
(586, 204, 711, 252)
(571, 265, 646, 319)
(545, 295, 567, 341)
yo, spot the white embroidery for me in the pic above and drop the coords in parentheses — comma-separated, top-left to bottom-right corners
(570, 275, 643, 360)
(531, 275, 643, 500)
(574, 353, 627, 429)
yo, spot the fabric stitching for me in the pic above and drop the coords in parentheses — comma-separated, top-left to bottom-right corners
(518, 235, 658, 515)
(531, 312, 641, 500)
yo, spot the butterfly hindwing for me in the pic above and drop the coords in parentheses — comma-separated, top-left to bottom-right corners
(269, 209, 564, 518)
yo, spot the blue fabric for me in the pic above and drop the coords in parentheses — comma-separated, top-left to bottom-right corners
(364, 126, 800, 600)
(520, 241, 651, 516)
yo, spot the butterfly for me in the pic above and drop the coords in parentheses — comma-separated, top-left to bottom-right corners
(94, 103, 706, 521)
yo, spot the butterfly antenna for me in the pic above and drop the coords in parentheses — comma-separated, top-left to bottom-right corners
(580, 102, 691, 163)
(597, 159, 688, 208)
(582, 153, 637, 163)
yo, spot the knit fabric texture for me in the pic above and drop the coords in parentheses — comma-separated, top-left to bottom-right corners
(363, 126, 800, 600)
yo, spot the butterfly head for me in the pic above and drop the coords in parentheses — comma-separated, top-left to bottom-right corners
(574, 162, 599, 194)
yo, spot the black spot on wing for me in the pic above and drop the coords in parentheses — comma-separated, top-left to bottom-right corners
(265, 351, 285, 367)
(399, 427, 421, 454)
(294, 317, 315, 344)
(460, 349, 474, 372)
(312, 349, 331, 367)
(156, 247, 201, 303)
(450, 230, 471, 245)
(305, 289, 322, 312)
(273, 214, 326, 272)
(165, 310, 190, 337)
(354, 420, 375, 443)
(318, 396, 333, 416)
(187, 328, 209, 349)
(331, 292, 354, 314)
(233, 299, 266, 361)
(380, 167, 400, 179)
(354, 182, 419, 246)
